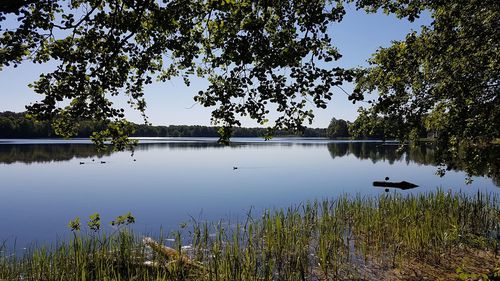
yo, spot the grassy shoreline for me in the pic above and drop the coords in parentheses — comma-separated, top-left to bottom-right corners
(1, 190, 500, 280)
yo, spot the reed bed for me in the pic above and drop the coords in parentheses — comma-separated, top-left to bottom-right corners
(1, 190, 499, 280)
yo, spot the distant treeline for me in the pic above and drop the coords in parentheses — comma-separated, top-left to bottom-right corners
(133, 124, 326, 138)
(0, 111, 53, 138)
(0, 111, 326, 138)
(0, 111, 405, 139)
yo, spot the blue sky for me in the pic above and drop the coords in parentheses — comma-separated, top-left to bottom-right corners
(0, 5, 430, 127)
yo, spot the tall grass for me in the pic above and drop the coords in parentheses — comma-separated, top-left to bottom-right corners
(1, 190, 499, 280)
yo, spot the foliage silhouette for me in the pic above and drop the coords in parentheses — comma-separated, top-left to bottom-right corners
(1, 0, 352, 146)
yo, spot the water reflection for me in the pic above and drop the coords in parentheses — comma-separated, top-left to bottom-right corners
(326, 142, 499, 186)
(0, 139, 344, 165)
(0, 139, 498, 186)
(0, 144, 110, 164)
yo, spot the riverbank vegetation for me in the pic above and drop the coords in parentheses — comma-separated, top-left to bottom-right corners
(1, 190, 499, 280)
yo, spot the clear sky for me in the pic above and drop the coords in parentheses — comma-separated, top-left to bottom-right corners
(0, 5, 430, 127)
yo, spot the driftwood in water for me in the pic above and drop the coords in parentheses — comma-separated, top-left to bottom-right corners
(142, 237, 203, 270)
(373, 180, 418, 190)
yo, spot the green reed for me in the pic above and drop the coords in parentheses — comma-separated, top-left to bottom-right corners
(1, 190, 499, 280)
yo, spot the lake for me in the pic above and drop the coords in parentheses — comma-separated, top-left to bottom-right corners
(0, 138, 498, 249)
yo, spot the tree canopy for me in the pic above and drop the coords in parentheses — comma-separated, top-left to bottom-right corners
(1, 0, 354, 148)
(326, 117, 348, 138)
(350, 0, 499, 180)
(1, 0, 498, 160)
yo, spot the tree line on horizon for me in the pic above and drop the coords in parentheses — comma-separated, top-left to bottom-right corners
(0, 111, 403, 140)
(0, 111, 326, 138)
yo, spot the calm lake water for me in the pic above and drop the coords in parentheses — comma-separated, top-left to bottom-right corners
(0, 138, 498, 249)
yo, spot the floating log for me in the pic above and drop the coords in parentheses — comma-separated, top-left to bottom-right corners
(373, 180, 418, 190)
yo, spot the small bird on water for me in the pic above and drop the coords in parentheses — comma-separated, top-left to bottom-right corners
(233, 166, 238, 170)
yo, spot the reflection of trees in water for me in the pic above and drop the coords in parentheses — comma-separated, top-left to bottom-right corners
(0, 144, 110, 164)
(327, 142, 405, 165)
(440, 145, 500, 187)
(1, 141, 497, 186)
(327, 143, 499, 186)
(0, 141, 326, 164)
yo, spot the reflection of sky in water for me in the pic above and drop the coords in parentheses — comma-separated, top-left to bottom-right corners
(0, 138, 497, 249)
